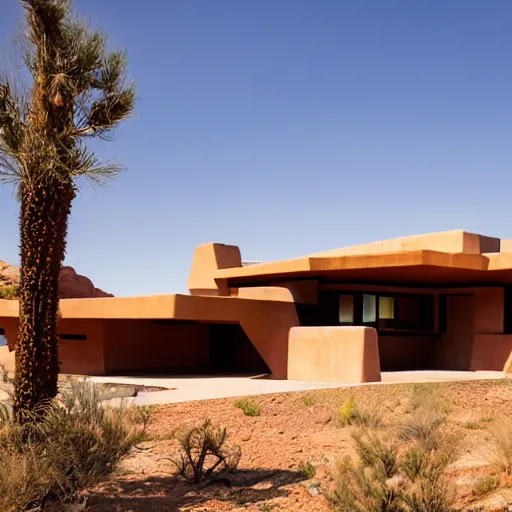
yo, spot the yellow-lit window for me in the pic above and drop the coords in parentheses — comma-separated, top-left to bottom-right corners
(379, 296, 395, 319)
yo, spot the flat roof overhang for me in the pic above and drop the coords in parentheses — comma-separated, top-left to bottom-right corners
(215, 250, 512, 288)
(0, 293, 294, 321)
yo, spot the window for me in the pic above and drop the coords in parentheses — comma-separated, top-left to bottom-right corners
(379, 296, 395, 319)
(339, 295, 355, 323)
(362, 294, 377, 323)
(336, 292, 434, 331)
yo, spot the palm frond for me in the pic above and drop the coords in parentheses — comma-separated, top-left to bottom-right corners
(0, 78, 26, 153)
(68, 144, 124, 187)
(86, 85, 135, 135)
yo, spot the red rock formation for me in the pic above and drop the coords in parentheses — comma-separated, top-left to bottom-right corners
(0, 260, 113, 299)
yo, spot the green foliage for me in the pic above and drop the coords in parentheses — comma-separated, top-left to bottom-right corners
(298, 459, 317, 479)
(472, 475, 499, 496)
(234, 398, 262, 417)
(170, 419, 241, 484)
(0, 285, 19, 300)
(303, 394, 315, 407)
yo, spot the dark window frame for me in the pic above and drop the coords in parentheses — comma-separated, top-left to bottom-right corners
(59, 334, 87, 341)
(338, 291, 434, 332)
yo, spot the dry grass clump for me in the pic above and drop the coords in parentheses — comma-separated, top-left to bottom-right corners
(0, 380, 149, 510)
(328, 400, 457, 512)
(489, 416, 512, 474)
(338, 397, 383, 428)
(170, 419, 241, 484)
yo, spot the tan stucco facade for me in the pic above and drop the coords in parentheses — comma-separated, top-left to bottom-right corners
(3, 229, 512, 383)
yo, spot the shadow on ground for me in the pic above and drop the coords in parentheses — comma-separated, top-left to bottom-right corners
(82, 468, 306, 511)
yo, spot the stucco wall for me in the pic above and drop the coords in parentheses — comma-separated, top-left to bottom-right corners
(58, 319, 105, 375)
(103, 320, 210, 374)
(471, 334, 512, 371)
(287, 326, 381, 383)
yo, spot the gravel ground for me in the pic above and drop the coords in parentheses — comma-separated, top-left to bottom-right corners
(74, 379, 512, 512)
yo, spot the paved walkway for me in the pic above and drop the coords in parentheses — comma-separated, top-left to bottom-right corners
(90, 370, 505, 406)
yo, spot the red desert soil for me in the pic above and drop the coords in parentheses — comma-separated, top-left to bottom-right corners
(83, 380, 512, 512)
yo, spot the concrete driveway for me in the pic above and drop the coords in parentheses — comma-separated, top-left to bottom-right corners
(90, 370, 505, 406)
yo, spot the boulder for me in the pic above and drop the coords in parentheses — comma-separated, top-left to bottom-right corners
(0, 260, 113, 299)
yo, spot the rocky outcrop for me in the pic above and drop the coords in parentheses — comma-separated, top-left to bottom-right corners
(0, 260, 113, 299)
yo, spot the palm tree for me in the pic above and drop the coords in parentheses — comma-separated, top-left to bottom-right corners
(0, 0, 134, 419)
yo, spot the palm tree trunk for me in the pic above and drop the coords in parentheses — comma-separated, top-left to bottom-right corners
(13, 179, 74, 420)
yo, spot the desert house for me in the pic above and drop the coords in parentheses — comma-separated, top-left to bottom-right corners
(1, 229, 512, 383)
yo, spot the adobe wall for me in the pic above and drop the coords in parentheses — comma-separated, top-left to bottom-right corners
(287, 326, 381, 383)
(58, 319, 105, 375)
(103, 320, 210, 374)
(0, 317, 106, 375)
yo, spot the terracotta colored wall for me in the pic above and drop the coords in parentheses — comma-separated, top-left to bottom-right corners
(378, 335, 439, 371)
(58, 319, 105, 375)
(103, 320, 210, 374)
(287, 326, 381, 383)
(474, 288, 504, 333)
(0, 317, 105, 375)
(188, 243, 242, 296)
(436, 295, 475, 370)
(471, 335, 512, 371)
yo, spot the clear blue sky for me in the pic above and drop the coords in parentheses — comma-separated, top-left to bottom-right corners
(0, 1, 511, 296)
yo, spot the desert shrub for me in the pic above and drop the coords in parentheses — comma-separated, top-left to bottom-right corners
(489, 416, 512, 474)
(171, 419, 241, 484)
(328, 414, 457, 512)
(298, 459, 316, 479)
(0, 285, 19, 300)
(0, 443, 49, 512)
(234, 398, 261, 417)
(472, 475, 499, 496)
(303, 394, 315, 407)
(0, 380, 149, 508)
(328, 455, 402, 512)
(397, 408, 446, 451)
(409, 384, 451, 414)
(338, 397, 382, 428)
(352, 429, 399, 479)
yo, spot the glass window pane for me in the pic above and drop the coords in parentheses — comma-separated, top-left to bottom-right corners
(339, 295, 355, 323)
(363, 294, 377, 323)
(379, 296, 395, 319)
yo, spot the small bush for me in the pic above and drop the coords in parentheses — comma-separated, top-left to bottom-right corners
(397, 408, 446, 451)
(329, 414, 457, 512)
(234, 398, 261, 417)
(352, 429, 398, 479)
(472, 475, 499, 496)
(303, 394, 315, 407)
(409, 383, 451, 414)
(338, 397, 382, 428)
(298, 459, 316, 479)
(171, 419, 241, 484)
(0, 380, 149, 508)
